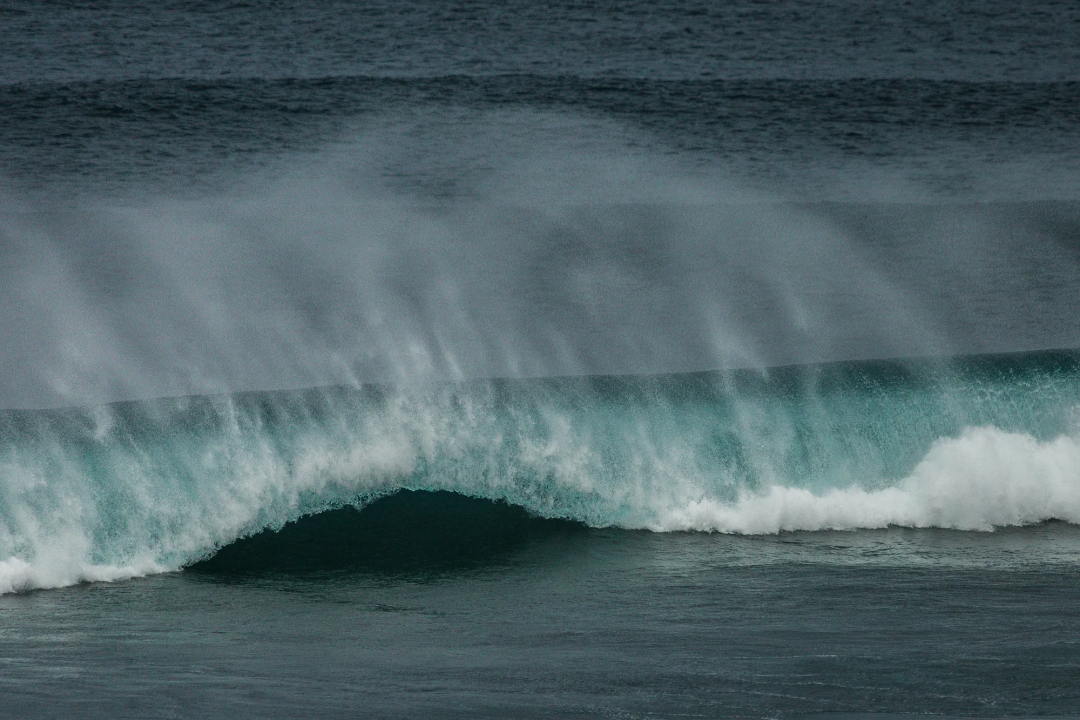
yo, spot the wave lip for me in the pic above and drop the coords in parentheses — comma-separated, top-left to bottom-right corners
(658, 427, 1080, 534)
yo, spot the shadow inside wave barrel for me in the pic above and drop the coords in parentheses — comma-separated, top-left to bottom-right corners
(187, 490, 587, 579)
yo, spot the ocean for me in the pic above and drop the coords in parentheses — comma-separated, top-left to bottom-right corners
(2, 0, 1080, 717)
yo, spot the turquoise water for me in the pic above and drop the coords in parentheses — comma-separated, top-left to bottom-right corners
(3, 350, 1080, 594)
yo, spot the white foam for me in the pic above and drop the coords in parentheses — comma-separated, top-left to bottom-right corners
(0, 405, 421, 595)
(656, 427, 1080, 533)
(4, 418, 1080, 595)
(0, 556, 165, 595)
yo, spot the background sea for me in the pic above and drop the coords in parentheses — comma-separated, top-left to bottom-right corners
(2, 1, 1080, 717)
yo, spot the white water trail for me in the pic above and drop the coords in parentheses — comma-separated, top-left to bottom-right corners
(658, 427, 1080, 533)
(3, 420, 1080, 594)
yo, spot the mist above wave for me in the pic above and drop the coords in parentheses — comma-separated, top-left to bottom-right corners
(2, 113, 1079, 410)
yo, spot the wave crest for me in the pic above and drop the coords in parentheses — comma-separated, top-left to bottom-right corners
(658, 427, 1080, 533)
(2, 352, 1080, 593)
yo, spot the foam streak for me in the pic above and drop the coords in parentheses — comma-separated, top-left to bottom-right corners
(658, 427, 1080, 533)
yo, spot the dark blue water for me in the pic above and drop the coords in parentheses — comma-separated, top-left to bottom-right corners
(3, 1, 1080, 717)
(5, 513, 1080, 718)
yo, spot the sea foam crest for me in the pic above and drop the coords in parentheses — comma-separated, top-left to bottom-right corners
(657, 427, 1080, 533)
(3, 353, 1080, 595)
(2, 421, 1080, 595)
(0, 557, 164, 596)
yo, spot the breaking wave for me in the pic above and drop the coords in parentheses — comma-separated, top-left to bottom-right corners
(2, 349, 1080, 593)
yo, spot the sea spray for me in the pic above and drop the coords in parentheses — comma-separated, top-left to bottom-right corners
(1, 349, 1079, 593)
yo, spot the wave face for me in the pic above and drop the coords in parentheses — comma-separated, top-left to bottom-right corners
(2, 349, 1080, 593)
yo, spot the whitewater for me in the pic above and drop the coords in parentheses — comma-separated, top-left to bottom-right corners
(2, 350, 1078, 594)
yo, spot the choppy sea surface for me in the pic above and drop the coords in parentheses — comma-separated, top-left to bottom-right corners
(2, 1, 1080, 717)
